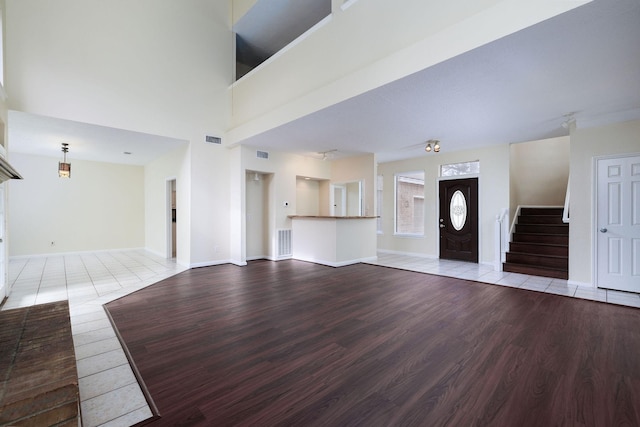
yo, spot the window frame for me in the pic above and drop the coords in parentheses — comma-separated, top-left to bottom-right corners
(394, 171, 425, 237)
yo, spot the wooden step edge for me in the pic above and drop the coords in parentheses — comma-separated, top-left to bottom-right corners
(518, 215, 569, 221)
(516, 224, 569, 228)
(507, 252, 568, 260)
(513, 232, 569, 237)
(520, 208, 564, 213)
(503, 261, 568, 272)
(510, 242, 569, 248)
(502, 262, 568, 279)
(513, 231, 569, 237)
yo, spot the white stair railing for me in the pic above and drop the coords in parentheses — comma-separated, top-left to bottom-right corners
(494, 208, 509, 271)
(562, 177, 570, 223)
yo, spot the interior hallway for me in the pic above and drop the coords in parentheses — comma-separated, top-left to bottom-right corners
(2, 250, 639, 426)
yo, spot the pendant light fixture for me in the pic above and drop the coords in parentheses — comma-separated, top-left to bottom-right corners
(59, 143, 71, 178)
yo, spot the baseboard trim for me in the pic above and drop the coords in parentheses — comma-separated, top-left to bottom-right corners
(292, 256, 377, 268)
(190, 259, 235, 268)
(9, 247, 147, 260)
(377, 249, 438, 259)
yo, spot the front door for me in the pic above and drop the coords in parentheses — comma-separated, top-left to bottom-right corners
(596, 155, 640, 292)
(439, 178, 478, 262)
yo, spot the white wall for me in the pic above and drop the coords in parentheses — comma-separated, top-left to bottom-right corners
(0, 0, 8, 298)
(296, 178, 321, 216)
(246, 172, 268, 258)
(319, 180, 330, 216)
(5, 0, 231, 141)
(569, 119, 640, 285)
(510, 136, 570, 216)
(8, 153, 144, 256)
(144, 145, 188, 263)
(377, 143, 509, 264)
(5, 0, 233, 267)
(331, 153, 376, 216)
(228, 0, 589, 144)
(229, 145, 332, 264)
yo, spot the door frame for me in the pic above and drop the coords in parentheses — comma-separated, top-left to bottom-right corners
(330, 184, 347, 216)
(0, 184, 6, 300)
(437, 174, 481, 262)
(592, 151, 640, 289)
(166, 177, 177, 259)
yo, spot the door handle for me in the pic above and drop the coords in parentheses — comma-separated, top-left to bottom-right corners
(439, 224, 445, 228)
(599, 228, 607, 233)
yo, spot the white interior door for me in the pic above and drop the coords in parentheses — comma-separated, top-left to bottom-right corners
(596, 155, 640, 292)
(332, 185, 346, 216)
(0, 185, 5, 299)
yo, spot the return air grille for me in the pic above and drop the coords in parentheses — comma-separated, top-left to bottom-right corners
(277, 229, 292, 257)
(257, 150, 269, 159)
(205, 135, 222, 144)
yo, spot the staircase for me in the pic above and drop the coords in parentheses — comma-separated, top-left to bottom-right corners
(503, 207, 568, 279)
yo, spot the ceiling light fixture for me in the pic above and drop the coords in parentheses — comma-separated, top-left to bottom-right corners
(58, 143, 71, 178)
(425, 139, 440, 153)
(561, 112, 576, 130)
(318, 149, 337, 161)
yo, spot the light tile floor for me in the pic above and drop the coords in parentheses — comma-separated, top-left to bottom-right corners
(2, 250, 187, 427)
(2, 251, 639, 426)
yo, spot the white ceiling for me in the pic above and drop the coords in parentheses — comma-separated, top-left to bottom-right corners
(8, 0, 640, 166)
(237, 0, 640, 163)
(8, 111, 187, 166)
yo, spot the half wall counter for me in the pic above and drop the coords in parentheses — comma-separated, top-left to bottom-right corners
(288, 216, 377, 267)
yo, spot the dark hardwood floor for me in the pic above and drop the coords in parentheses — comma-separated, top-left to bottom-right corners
(104, 260, 640, 426)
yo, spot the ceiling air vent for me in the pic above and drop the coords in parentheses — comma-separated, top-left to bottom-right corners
(205, 135, 222, 144)
(256, 150, 269, 159)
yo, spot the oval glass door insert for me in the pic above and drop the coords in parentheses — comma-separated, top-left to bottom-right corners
(450, 190, 467, 231)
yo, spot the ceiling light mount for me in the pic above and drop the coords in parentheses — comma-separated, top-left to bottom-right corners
(425, 139, 440, 153)
(58, 143, 71, 178)
(318, 149, 337, 161)
(561, 112, 576, 130)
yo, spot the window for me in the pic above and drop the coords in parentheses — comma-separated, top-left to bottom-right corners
(395, 171, 425, 235)
(440, 161, 480, 177)
(376, 175, 383, 233)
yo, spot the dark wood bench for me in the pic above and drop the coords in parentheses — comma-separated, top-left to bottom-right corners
(0, 301, 80, 426)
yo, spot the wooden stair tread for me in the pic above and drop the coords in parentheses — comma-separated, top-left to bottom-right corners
(503, 262, 569, 280)
(509, 242, 568, 257)
(507, 251, 568, 259)
(510, 241, 568, 248)
(520, 207, 564, 215)
(518, 216, 567, 225)
(506, 207, 569, 280)
(513, 233, 569, 244)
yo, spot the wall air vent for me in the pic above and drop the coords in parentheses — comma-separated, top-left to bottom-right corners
(256, 150, 269, 159)
(277, 229, 292, 257)
(205, 135, 222, 144)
